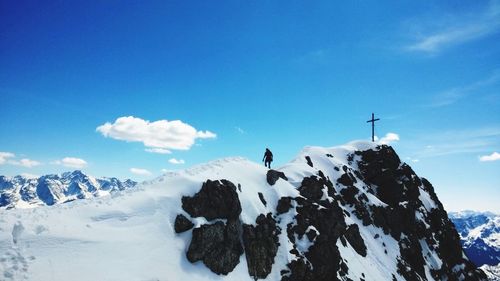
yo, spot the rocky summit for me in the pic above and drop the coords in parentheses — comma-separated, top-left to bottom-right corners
(172, 142, 486, 280)
(0, 141, 489, 281)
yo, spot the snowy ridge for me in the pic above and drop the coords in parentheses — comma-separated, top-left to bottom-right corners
(0, 141, 488, 280)
(481, 264, 500, 281)
(449, 211, 500, 271)
(0, 170, 137, 209)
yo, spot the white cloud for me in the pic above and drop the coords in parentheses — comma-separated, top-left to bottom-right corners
(377, 133, 400, 144)
(168, 158, 185, 165)
(430, 71, 500, 107)
(406, 2, 500, 53)
(130, 168, 152, 176)
(145, 148, 172, 154)
(53, 157, 88, 169)
(96, 116, 216, 151)
(11, 158, 41, 168)
(1, 152, 41, 168)
(235, 126, 246, 134)
(21, 173, 38, 179)
(405, 157, 420, 163)
(408, 127, 500, 158)
(196, 131, 216, 138)
(0, 152, 15, 165)
(480, 152, 500, 162)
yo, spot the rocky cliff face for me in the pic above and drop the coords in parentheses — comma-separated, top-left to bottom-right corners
(174, 143, 486, 280)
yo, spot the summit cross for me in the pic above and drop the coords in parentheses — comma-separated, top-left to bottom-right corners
(366, 113, 380, 142)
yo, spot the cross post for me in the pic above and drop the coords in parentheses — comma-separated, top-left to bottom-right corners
(366, 113, 380, 142)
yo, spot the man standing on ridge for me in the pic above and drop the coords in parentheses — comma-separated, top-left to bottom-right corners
(263, 148, 273, 169)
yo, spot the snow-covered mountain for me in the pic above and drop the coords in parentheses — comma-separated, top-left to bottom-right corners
(449, 211, 500, 270)
(481, 264, 500, 281)
(0, 170, 137, 209)
(0, 141, 488, 280)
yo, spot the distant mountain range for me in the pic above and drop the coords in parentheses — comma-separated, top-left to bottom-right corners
(449, 211, 500, 280)
(0, 170, 137, 209)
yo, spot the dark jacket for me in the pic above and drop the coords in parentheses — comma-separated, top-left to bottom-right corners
(263, 149, 273, 162)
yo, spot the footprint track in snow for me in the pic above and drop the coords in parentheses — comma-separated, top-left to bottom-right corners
(0, 222, 30, 281)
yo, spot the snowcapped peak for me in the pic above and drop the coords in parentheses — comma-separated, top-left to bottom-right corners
(0, 142, 488, 280)
(449, 210, 498, 219)
(0, 171, 137, 209)
(61, 170, 87, 179)
(449, 210, 500, 267)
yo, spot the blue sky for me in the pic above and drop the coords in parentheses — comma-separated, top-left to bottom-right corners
(1, 0, 499, 212)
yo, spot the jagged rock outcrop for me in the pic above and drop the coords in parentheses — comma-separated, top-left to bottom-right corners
(266, 170, 288, 186)
(283, 176, 347, 281)
(180, 179, 245, 275)
(242, 213, 280, 279)
(181, 179, 241, 220)
(343, 224, 367, 257)
(174, 214, 194, 233)
(355, 145, 485, 281)
(187, 219, 244, 275)
(276, 197, 293, 214)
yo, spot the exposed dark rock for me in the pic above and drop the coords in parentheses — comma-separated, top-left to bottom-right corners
(174, 214, 194, 233)
(298, 175, 327, 202)
(284, 185, 347, 281)
(338, 260, 349, 277)
(397, 237, 425, 280)
(352, 195, 372, 226)
(306, 228, 317, 242)
(326, 154, 333, 158)
(421, 178, 443, 209)
(337, 173, 356, 187)
(182, 179, 241, 220)
(357, 146, 487, 280)
(339, 235, 347, 247)
(277, 197, 293, 215)
(347, 153, 355, 164)
(343, 224, 367, 257)
(281, 258, 313, 281)
(305, 156, 313, 167)
(187, 219, 243, 275)
(340, 185, 359, 206)
(266, 169, 288, 185)
(242, 213, 280, 279)
(258, 192, 267, 207)
(371, 204, 418, 240)
(355, 146, 403, 206)
(303, 235, 343, 280)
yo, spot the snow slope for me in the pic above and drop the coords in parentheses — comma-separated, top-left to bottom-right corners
(0, 141, 487, 281)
